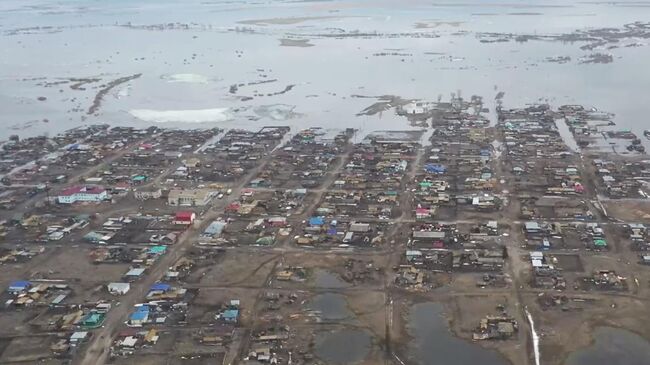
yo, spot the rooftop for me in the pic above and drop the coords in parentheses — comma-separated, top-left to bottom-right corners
(59, 185, 106, 196)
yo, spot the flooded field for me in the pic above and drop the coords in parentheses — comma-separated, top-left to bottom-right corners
(308, 292, 354, 321)
(408, 302, 510, 365)
(565, 327, 650, 365)
(313, 269, 350, 289)
(2, 0, 650, 142)
(315, 329, 372, 364)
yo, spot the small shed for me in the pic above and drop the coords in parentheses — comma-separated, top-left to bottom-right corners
(108, 282, 131, 295)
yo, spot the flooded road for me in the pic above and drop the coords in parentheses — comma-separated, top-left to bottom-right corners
(409, 302, 509, 365)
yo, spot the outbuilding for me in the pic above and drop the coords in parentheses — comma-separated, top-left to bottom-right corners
(108, 282, 131, 295)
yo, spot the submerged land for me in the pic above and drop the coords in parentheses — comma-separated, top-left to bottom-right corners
(3, 1, 650, 365)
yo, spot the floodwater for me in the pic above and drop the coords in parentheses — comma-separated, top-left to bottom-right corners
(315, 328, 372, 364)
(409, 302, 509, 365)
(313, 269, 350, 289)
(565, 327, 650, 365)
(2, 0, 650, 142)
(308, 292, 354, 321)
(554, 119, 580, 152)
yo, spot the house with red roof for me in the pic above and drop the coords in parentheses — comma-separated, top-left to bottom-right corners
(174, 211, 196, 225)
(57, 185, 108, 204)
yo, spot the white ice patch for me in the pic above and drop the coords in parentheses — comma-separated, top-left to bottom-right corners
(161, 73, 210, 84)
(525, 307, 541, 365)
(129, 108, 234, 123)
(253, 104, 299, 121)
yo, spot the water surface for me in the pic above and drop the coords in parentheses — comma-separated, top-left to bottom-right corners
(313, 269, 350, 289)
(2, 0, 650, 145)
(308, 292, 354, 321)
(315, 328, 372, 364)
(409, 302, 509, 365)
(565, 327, 650, 365)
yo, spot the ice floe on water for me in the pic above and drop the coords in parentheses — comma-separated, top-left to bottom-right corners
(129, 108, 234, 123)
(129, 104, 301, 125)
(253, 104, 300, 121)
(161, 73, 210, 84)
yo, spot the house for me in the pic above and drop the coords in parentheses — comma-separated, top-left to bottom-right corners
(113, 182, 130, 192)
(202, 221, 226, 238)
(148, 246, 167, 255)
(51, 294, 67, 306)
(525, 222, 541, 234)
(168, 189, 212, 206)
(424, 164, 447, 174)
(413, 231, 446, 241)
(267, 217, 287, 227)
(80, 312, 105, 329)
(69, 331, 89, 344)
(153, 232, 178, 245)
(107, 282, 131, 295)
(348, 222, 369, 233)
(131, 175, 148, 184)
(174, 211, 196, 225)
(7, 281, 31, 293)
(309, 216, 325, 227)
(406, 250, 423, 262)
(471, 195, 498, 210)
(183, 158, 201, 167)
(134, 188, 162, 201)
(164, 151, 182, 159)
(415, 207, 434, 220)
(119, 336, 138, 348)
(57, 185, 108, 204)
(129, 307, 149, 327)
(220, 309, 239, 323)
(149, 283, 171, 294)
(124, 268, 146, 282)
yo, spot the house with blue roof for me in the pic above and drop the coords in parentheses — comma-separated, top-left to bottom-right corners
(220, 309, 239, 323)
(202, 221, 226, 237)
(150, 283, 171, 292)
(309, 216, 325, 226)
(425, 164, 447, 174)
(148, 246, 167, 255)
(7, 281, 31, 293)
(129, 307, 149, 327)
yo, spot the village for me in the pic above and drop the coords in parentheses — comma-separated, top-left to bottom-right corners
(0, 98, 650, 365)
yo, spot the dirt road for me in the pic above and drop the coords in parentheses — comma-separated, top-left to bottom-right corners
(76, 146, 279, 365)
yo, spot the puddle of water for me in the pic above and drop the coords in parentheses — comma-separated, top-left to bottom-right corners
(315, 329, 372, 365)
(308, 293, 353, 321)
(409, 302, 509, 365)
(565, 327, 650, 365)
(313, 269, 350, 289)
